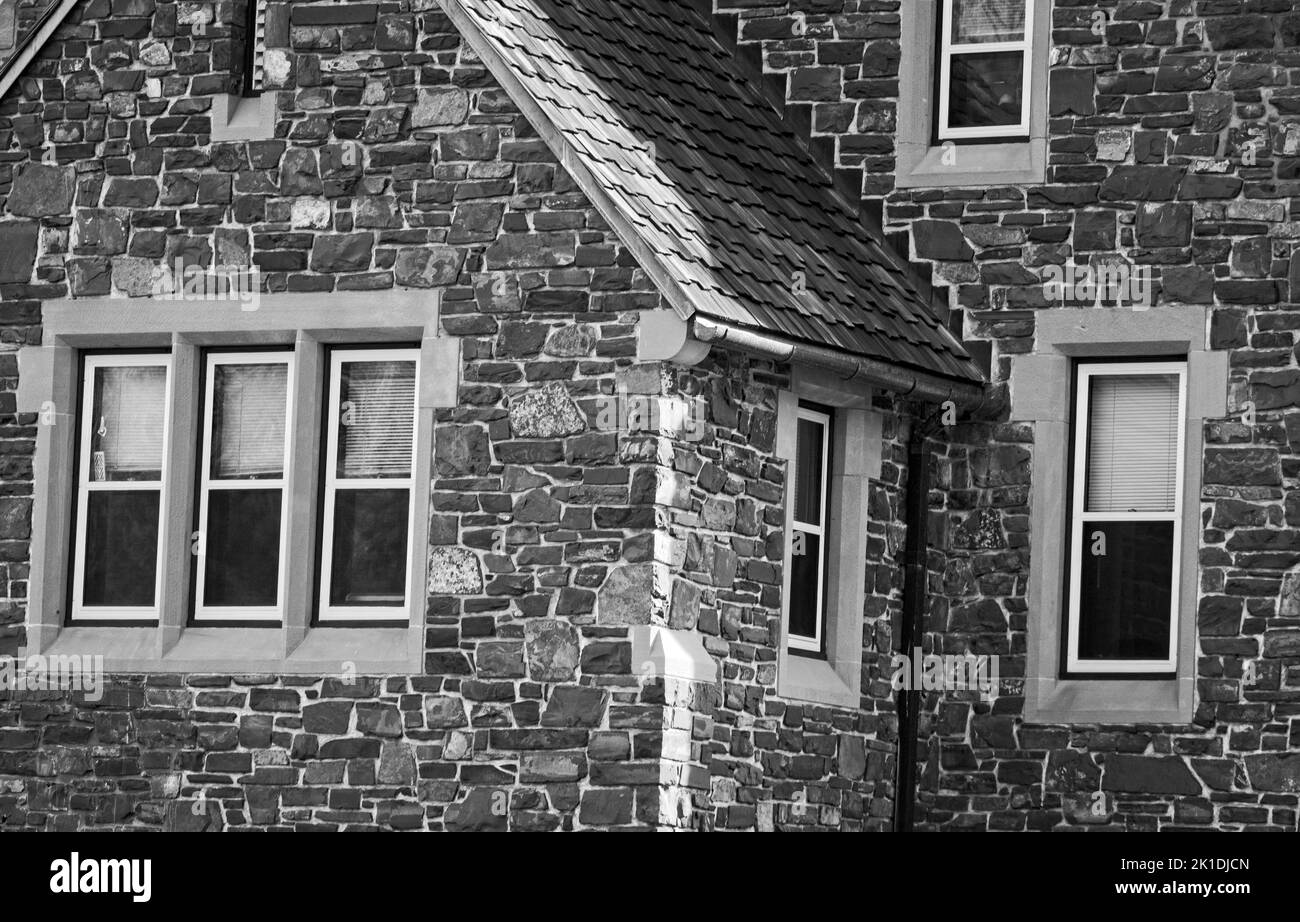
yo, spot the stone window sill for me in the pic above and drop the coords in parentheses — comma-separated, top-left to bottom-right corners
(1025, 676, 1193, 725)
(211, 93, 277, 142)
(897, 138, 1047, 189)
(42, 626, 421, 675)
(778, 654, 859, 709)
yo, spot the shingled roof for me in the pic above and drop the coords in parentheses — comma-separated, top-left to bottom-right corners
(444, 0, 984, 385)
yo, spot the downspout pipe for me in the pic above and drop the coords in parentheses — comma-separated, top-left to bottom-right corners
(691, 315, 985, 408)
(689, 313, 986, 831)
(894, 408, 946, 832)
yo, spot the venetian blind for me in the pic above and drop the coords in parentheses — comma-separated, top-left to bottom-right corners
(213, 363, 288, 479)
(952, 0, 1026, 43)
(1085, 373, 1181, 514)
(339, 360, 416, 479)
(94, 365, 167, 479)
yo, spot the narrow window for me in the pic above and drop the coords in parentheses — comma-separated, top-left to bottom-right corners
(71, 354, 171, 622)
(789, 403, 833, 655)
(241, 0, 266, 97)
(317, 347, 419, 622)
(193, 351, 293, 622)
(1065, 361, 1187, 675)
(937, 0, 1032, 141)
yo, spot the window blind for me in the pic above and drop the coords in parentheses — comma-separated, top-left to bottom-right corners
(339, 360, 416, 479)
(952, 0, 1026, 42)
(794, 417, 825, 526)
(1086, 373, 1180, 513)
(93, 365, 167, 478)
(213, 363, 288, 479)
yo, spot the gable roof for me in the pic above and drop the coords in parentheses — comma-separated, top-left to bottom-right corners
(444, 0, 983, 385)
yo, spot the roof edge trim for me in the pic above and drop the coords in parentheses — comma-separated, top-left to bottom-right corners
(0, 0, 81, 105)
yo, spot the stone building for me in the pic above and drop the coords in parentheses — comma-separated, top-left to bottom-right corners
(0, 0, 1296, 831)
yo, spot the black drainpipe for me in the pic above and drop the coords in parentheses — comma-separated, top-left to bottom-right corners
(894, 407, 945, 833)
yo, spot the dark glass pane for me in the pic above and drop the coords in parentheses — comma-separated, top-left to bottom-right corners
(1077, 521, 1174, 662)
(82, 491, 160, 607)
(795, 417, 825, 525)
(329, 489, 410, 607)
(788, 530, 822, 643)
(203, 489, 282, 607)
(948, 51, 1024, 129)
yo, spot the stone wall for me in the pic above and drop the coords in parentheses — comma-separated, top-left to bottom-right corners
(712, 0, 1300, 829)
(0, 0, 685, 831)
(646, 352, 919, 831)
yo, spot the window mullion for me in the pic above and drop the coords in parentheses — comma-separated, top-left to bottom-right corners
(283, 334, 323, 651)
(157, 338, 198, 654)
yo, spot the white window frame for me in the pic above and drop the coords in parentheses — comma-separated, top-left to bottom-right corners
(1065, 360, 1188, 675)
(70, 353, 173, 623)
(193, 350, 295, 623)
(788, 404, 832, 654)
(317, 346, 421, 623)
(937, 0, 1034, 141)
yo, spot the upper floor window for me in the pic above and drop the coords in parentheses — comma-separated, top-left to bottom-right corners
(1065, 361, 1187, 676)
(194, 351, 293, 622)
(789, 403, 833, 655)
(72, 354, 172, 621)
(319, 349, 420, 623)
(937, 0, 1033, 141)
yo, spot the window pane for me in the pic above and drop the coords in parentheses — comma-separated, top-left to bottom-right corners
(794, 417, 825, 525)
(82, 491, 160, 607)
(951, 0, 1026, 43)
(89, 365, 167, 482)
(1077, 521, 1174, 662)
(789, 530, 822, 641)
(329, 489, 410, 606)
(1086, 373, 1180, 513)
(337, 360, 416, 479)
(948, 51, 1025, 129)
(203, 489, 282, 607)
(211, 362, 288, 480)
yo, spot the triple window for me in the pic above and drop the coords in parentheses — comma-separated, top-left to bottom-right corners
(69, 346, 420, 625)
(1065, 361, 1187, 675)
(937, 0, 1033, 141)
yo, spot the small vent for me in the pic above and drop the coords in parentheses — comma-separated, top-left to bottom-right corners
(243, 0, 267, 96)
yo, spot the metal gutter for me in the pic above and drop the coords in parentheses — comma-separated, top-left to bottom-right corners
(692, 315, 986, 407)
